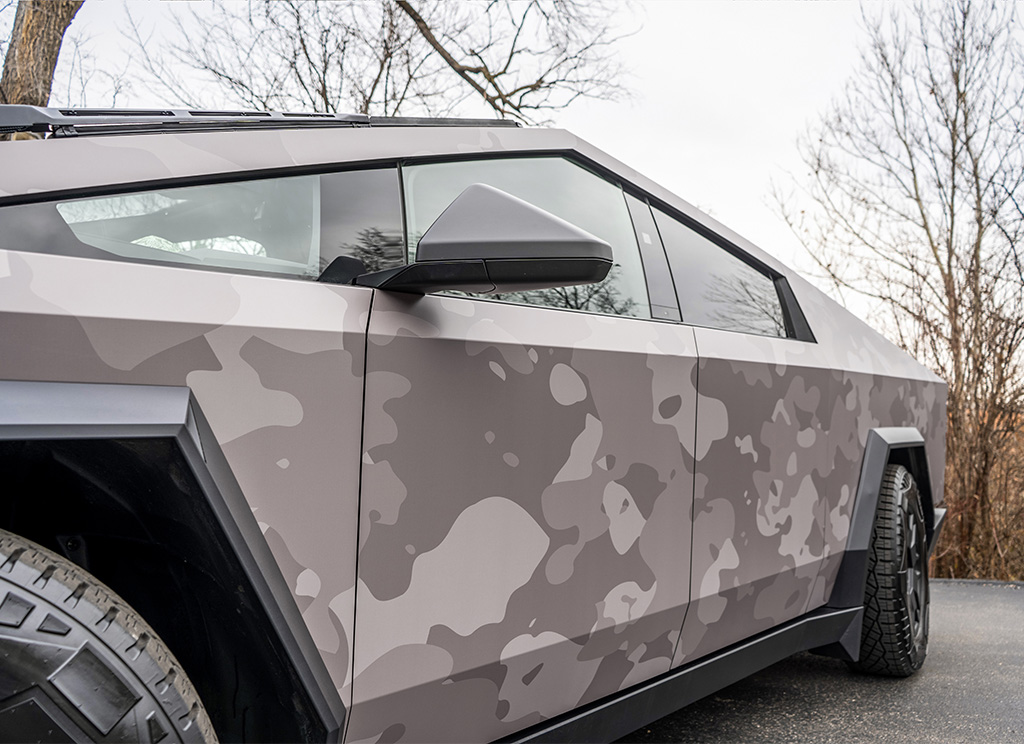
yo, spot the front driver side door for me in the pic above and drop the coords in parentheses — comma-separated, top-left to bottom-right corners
(345, 156, 699, 744)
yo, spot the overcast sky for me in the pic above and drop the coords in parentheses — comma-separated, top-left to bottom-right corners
(556, 1, 865, 276)
(9, 0, 872, 287)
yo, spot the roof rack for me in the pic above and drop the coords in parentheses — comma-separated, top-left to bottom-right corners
(0, 106, 520, 137)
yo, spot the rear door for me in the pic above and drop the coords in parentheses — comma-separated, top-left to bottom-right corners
(650, 208, 833, 667)
(347, 157, 698, 743)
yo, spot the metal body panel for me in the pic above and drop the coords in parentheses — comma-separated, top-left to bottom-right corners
(0, 248, 371, 709)
(675, 329, 832, 666)
(349, 292, 697, 743)
(792, 279, 947, 607)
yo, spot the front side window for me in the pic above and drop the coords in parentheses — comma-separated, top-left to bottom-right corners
(653, 207, 787, 337)
(402, 157, 651, 319)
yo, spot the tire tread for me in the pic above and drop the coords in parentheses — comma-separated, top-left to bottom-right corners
(0, 529, 216, 743)
(849, 464, 928, 677)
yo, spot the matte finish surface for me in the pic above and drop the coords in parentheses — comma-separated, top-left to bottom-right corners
(512, 606, 862, 744)
(0, 380, 346, 740)
(349, 292, 698, 743)
(416, 184, 612, 263)
(0, 250, 371, 717)
(0, 119, 949, 743)
(675, 330, 833, 666)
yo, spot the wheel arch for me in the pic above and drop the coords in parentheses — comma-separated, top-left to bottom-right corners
(827, 427, 942, 612)
(0, 379, 345, 742)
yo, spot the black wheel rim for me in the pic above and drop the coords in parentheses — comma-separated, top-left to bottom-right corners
(897, 470, 928, 649)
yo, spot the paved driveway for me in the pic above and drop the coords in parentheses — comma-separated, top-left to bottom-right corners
(620, 580, 1024, 743)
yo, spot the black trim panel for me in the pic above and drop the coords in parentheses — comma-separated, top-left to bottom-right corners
(0, 380, 346, 742)
(503, 606, 862, 744)
(775, 276, 816, 342)
(826, 427, 937, 610)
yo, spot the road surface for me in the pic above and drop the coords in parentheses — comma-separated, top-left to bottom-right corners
(620, 580, 1024, 743)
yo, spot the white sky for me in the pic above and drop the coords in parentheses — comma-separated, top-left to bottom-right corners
(554, 1, 865, 276)
(10, 0, 871, 288)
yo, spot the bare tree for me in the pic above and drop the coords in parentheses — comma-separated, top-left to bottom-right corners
(123, 0, 628, 123)
(48, 25, 133, 109)
(0, 0, 83, 106)
(394, 0, 627, 121)
(778, 0, 1024, 579)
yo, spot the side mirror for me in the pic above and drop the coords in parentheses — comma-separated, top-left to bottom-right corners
(353, 183, 612, 294)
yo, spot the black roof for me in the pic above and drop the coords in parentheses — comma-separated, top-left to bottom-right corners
(0, 105, 520, 137)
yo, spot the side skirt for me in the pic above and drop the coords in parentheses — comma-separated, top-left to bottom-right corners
(504, 605, 862, 744)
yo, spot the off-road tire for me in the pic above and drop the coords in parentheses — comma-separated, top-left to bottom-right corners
(849, 463, 930, 677)
(0, 528, 217, 743)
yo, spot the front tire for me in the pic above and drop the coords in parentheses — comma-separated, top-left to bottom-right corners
(849, 463, 930, 677)
(0, 529, 216, 743)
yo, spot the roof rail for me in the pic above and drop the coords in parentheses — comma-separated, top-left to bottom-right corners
(0, 106, 520, 137)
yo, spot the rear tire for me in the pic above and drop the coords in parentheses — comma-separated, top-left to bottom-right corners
(849, 463, 929, 677)
(0, 528, 217, 743)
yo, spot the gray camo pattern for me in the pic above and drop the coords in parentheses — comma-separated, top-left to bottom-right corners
(0, 127, 946, 743)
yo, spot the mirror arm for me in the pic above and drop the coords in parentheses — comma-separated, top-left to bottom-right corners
(353, 260, 496, 294)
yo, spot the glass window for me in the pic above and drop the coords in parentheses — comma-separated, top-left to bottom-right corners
(57, 176, 322, 278)
(402, 157, 650, 319)
(38, 168, 405, 280)
(320, 168, 404, 274)
(653, 207, 787, 337)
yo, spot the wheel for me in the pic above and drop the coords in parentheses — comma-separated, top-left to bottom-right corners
(0, 529, 217, 743)
(849, 463, 930, 676)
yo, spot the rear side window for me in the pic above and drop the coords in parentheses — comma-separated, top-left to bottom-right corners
(56, 176, 322, 277)
(0, 168, 404, 279)
(653, 207, 787, 337)
(402, 157, 651, 319)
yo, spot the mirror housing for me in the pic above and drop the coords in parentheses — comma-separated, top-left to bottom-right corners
(353, 183, 612, 294)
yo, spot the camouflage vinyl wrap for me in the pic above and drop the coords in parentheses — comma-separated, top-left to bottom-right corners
(674, 329, 833, 664)
(0, 248, 372, 718)
(346, 292, 698, 743)
(0, 124, 947, 743)
(791, 276, 946, 610)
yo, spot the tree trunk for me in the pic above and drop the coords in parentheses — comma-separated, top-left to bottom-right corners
(0, 0, 84, 106)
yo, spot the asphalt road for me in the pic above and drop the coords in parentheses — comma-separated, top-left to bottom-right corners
(620, 580, 1024, 744)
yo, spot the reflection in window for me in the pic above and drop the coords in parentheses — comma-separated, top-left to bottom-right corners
(702, 268, 787, 337)
(653, 207, 787, 337)
(51, 170, 408, 280)
(57, 177, 321, 277)
(495, 265, 638, 316)
(402, 157, 650, 319)
(320, 169, 404, 274)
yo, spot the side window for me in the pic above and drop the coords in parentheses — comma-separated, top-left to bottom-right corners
(402, 157, 651, 319)
(653, 207, 787, 337)
(56, 176, 323, 277)
(7, 168, 404, 279)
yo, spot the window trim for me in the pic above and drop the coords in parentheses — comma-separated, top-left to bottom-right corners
(0, 147, 815, 341)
